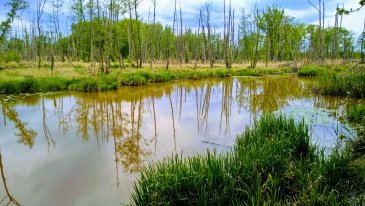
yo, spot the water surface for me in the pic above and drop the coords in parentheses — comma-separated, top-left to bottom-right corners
(0, 76, 362, 205)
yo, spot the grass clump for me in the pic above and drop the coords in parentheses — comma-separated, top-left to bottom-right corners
(315, 73, 365, 98)
(234, 67, 290, 76)
(120, 73, 148, 86)
(0, 77, 73, 94)
(347, 104, 365, 124)
(0, 77, 40, 94)
(346, 104, 365, 159)
(68, 75, 119, 92)
(298, 65, 327, 77)
(131, 115, 365, 205)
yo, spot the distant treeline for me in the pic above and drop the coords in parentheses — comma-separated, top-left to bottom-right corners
(1, 0, 365, 71)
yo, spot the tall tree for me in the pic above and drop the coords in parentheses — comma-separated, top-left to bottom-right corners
(308, 0, 324, 62)
(0, 0, 28, 45)
(36, 0, 47, 68)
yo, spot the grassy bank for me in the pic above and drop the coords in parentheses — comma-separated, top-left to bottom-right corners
(314, 73, 365, 98)
(131, 115, 365, 205)
(298, 65, 328, 77)
(0, 67, 290, 94)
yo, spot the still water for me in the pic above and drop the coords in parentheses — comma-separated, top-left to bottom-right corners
(0, 76, 362, 205)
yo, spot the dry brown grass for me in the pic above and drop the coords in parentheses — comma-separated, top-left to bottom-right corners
(0, 60, 322, 81)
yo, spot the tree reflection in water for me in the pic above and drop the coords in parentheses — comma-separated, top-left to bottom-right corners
(1, 76, 362, 192)
(0, 151, 21, 206)
(1, 103, 37, 148)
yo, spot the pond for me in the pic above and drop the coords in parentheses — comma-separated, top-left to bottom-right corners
(0, 76, 363, 205)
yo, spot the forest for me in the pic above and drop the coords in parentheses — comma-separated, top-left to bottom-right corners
(0, 0, 364, 72)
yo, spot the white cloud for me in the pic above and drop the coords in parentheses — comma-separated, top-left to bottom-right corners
(284, 7, 315, 19)
(286, 0, 364, 35)
(137, 0, 259, 27)
(1, 0, 363, 36)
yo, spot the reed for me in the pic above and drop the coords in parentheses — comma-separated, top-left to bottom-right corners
(315, 73, 365, 98)
(298, 65, 327, 77)
(131, 115, 365, 205)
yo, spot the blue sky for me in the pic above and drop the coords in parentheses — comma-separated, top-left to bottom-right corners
(1, 0, 364, 37)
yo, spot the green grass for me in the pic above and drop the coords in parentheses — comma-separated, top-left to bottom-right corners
(131, 115, 365, 205)
(347, 104, 365, 124)
(346, 104, 365, 159)
(1, 68, 290, 94)
(298, 65, 327, 77)
(235, 67, 290, 76)
(314, 73, 365, 98)
(0, 77, 72, 94)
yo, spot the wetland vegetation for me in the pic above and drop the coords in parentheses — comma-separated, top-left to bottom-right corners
(132, 115, 365, 205)
(1, 0, 365, 205)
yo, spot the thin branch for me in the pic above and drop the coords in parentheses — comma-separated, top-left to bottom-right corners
(308, 0, 319, 11)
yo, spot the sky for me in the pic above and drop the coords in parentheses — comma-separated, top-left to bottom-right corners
(0, 0, 364, 37)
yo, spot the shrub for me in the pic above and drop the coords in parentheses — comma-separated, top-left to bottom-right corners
(1, 51, 21, 63)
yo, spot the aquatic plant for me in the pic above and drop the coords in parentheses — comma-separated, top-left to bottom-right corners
(131, 115, 365, 205)
(347, 105, 365, 124)
(315, 73, 365, 98)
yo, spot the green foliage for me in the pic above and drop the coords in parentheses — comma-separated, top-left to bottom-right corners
(298, 65, 327, 77)
(39, 78, 70, 91)
(0, 68, 293, 94)
(0, 77, 72, 94)
(0, 79, 22, 94)
(315, 73, 365, 98)
(131, 115, 365, 205)
(68, 78, 99, 92)
(68, 75, 119, 92)
(149, 71, 173, 82)
(336, 0, 364, 15)
(235, 67, 290, 76)
(0, 0, 29, 44)
(235, 69, 262, 76)
(347, 104, 365, 124)
(1, 51, 21, 63)
(120, 73, 148, 86)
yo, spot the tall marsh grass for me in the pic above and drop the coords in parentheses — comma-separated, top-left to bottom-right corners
(0, 68, 239, 94)
(131, 115, 365, 205)
(347, 104, 365, 124)
(298, 65, 327, 77)
(315, 73, 365, 98)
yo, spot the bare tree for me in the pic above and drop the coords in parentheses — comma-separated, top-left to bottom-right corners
(0, 151, 22, 206)
(179, 4, 184, 66)
(308, 0, 324, 62)
(36, 0, 47, 68)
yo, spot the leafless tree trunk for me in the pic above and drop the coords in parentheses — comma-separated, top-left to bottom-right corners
(308, 0, 324, 62)
(179, 4, 184, 66)
(36, 0, 47, 68)
(134, 0, 142, 68)
(361, 18, 365, 63)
